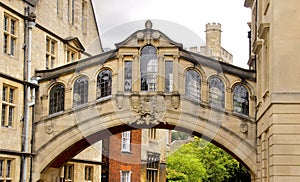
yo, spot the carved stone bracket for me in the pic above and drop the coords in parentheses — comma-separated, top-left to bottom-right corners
(116, 91, 124, 110)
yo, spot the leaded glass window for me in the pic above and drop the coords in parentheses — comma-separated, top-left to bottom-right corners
(49, 84, 65, 114)
(165, 61, 173, 92)
(73, 77, 88, 106)
(140, 45, 157, 91)
(209, 77, 225, 109)
(97, 70, 112, 99)
(146, 152, 160, 182)
(233, 84, 249, 115)
(1, 85, 15, 127)
(124, 61, 132, 92)
(185, 70, 201, 100)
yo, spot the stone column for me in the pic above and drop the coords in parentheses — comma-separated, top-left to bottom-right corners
(157, 55, 164, 92)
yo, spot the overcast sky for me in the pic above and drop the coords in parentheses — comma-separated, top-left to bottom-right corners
(92, 0, 251, 68)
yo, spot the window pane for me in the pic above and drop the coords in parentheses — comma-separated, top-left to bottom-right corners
(49, 84, 65, 114)
(209, 77, 225, 109)
(97, 70, 112, 99)
(165, 61, 173, 92)
(73, 77, 88, 106)
(9, 88, 14, 103)
(10, 37, 15, 56)
(8, 107, 13, 126)
(1, 105, 5, 126)
(4, 16, 8, 31)
(2, 87, 7, 101)
(3, 34, 8, 54)
(185, 70, 201, 100)
(6, 160, 11, 177)
(233, 85, 249, 115)
(10, 20, 15, 35)
(124, 61, 132, 91)
(0, 160, 3, 177)
(122, 131, 130, 151)
(46, 39, 49, 52)
(51, 41, 55, 54)
(140, 45, 157, 91)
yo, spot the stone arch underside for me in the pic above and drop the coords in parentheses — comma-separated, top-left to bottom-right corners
(34, 106, 256, 179)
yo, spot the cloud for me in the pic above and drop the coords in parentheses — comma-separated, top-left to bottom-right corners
(92, 0, 251, 68)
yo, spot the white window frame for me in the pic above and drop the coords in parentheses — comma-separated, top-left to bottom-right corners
(120, 170, 131, 182)
(121, 131, 131, 152)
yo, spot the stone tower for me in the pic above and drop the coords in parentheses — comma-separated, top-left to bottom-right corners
(205, 22, 222, 57)
(200, 23, 233, 64)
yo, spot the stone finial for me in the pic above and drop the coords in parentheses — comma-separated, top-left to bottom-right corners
(145, 20, 153, 29)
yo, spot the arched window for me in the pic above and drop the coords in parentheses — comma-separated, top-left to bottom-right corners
(49, 84, 65, 114)
(140, 45, 157, 91)
(185, 70, 201, 100)
(73, 77, 88, 106)
(97, 69, 112, 99)
(209, 77, 225, 109)
(233, 84, 249, 115)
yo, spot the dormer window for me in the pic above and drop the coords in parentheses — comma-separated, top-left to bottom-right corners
(64, 37, 84, 63)
(140, 45, 157, 91)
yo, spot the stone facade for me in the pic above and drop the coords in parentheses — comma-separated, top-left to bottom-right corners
(0, 0, 102, 181)
(32, 20, 257, 181)
(245, 0, 300, 181)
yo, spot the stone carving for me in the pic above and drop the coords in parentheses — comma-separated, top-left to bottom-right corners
(240, 123, 248, 133)
(137, 31, 144, 39)
(130, 94, 166, 125)
(45, 122, 54, 134)
(171, 92, 180, 109)
(152, 31, 160, 39)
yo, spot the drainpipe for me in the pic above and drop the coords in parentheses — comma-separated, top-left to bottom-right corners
(22, 10, 36, 182)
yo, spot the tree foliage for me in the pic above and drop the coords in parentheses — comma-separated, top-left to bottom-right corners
(167, 137, 250, 182)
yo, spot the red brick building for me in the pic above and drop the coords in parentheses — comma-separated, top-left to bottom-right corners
(102, 129, 168, 182)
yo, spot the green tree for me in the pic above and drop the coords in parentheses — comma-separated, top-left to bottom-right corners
(167, 142, 207, 181)
(167, 136, 250, 182)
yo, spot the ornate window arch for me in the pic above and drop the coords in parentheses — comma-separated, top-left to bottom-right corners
(49, 84, 65, 114)
(96, 69, 112, 99)
(209, 77, 225, 109)
(185, 69, 201, 101)
(140, 45, 157, 91)
(73, 76, 88, 106)
(233, 84, 249, 115)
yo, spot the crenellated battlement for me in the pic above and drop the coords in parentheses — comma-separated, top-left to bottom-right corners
(206, 22, 222, 31)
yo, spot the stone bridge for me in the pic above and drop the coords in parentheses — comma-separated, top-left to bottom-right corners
(32, 21, 257, 180)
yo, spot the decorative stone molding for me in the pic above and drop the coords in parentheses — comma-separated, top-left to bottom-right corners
(130, 94, 166, 125)
(116, 92, 124, 109)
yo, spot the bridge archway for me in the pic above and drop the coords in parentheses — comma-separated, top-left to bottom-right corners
(34, 96, 256, 180)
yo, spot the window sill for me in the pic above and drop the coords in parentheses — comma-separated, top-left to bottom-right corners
(121, 150, 132, 154)
(47, 111, 64, 118)
(96, 95, 112, 103)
